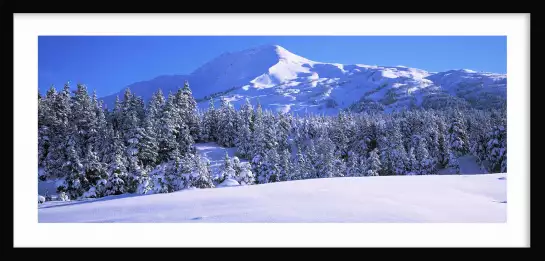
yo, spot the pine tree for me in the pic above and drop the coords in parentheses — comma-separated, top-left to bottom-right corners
(237, 162, 255, 185)
(217, 98, 237, 147)
(63, 133, 86, 200)
(138, 113, 159, 168)
(193, 156, 215, 189)
(177, 122, 195, 156)
(367, 148, 381, 176)
(38, 86, 57, 168)
(487, 124, 507, 173)
(293, 146, 307, 180)
(235, 98, 253, 159)
(415, 137, 434, 175)
(81, 145, 107, 198)
(276, 113, 291, 152)
(105, 134, 128, 196)
(331, 112, 351, 158)
(448, 110, 469, 157)
(316, 135, 336, 178)
(261, 149, 281, 183)
(232, 156, 243, 181)
(43, 83, 74, 181)
(280, 149, 292, 181)
(176, 80, 200, 139)
(436, 116, 451, 168)
(219, 152, 235, 183)
(251, 102, 266, 158)
(407, 147, 418, 175)
(305, 140, 319, 179)
(157, 93, 181, 162)
(201, 98, 218, 142)
(448, 152, 460, 174)
(346, 152, 361, 177)
(147, 89, 166, 131)
(71, 84, 98, 160)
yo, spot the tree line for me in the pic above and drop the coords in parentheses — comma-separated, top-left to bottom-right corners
(38, 82, 507, 201)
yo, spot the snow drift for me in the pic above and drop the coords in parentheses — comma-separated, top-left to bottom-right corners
(38, 173, 506, 223)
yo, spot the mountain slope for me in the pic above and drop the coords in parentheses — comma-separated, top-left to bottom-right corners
(100, 45, 506, 114)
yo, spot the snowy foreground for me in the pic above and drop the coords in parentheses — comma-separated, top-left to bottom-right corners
(39, 173, 506, 223)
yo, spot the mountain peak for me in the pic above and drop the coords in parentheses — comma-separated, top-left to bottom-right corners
(236, 44, 314, 64)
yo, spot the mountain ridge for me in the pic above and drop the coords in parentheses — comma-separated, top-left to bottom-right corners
(100, 45, 506, 113)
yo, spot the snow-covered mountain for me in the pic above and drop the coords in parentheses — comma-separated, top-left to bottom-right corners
(100, 45, 506, 114)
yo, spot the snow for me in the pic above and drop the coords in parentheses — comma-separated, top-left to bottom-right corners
(99, 45, 506, 115)
(195, 142, 241, 168)
(38, 173, 506, 223)
(38, 195, 45, 204)
(438, 155, 488, 175)
(216, 178, 240, 187)
(38, 144, 505, 223)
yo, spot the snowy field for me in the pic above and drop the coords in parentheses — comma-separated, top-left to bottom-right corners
(38, 142, 506, 223)
(39, 172, 506, 223)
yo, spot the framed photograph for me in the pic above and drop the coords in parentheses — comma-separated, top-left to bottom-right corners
(13, 13, 530, 247)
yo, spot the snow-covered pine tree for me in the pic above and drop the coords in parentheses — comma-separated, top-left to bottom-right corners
(105, 133, 128, 196)
(70, 84, 98, 160)
(81, 145, 107, 198)
(162, 157, 183, 192)
(250, 101, 266, 158)
(138, 112, 159, 168)
(178, 155, 197, 190)
(279, 148, 293, 181)
(366, 148, 381, 176)
(147, 89, 165, 131)
(201, 98, 218, 142)
(423, 112, 441, 168)
(276, 112, 291, 152)
(436, 115, 451, 168)
(389, 120, 409, 175)
(93, 96, 110, 162)
(292, 145, 306, 180)
(38, 86, 56, 168)
(237, 162, 255, 186)
(260, 148, 281, 184)
(448, 151, 460, 174)
(448, 109, 470, 157)
(235, 116, 252, 159)
(467, 109, 491, 165)
(219, 152, 235, 183)
(232, 156, 243, 181)
(331, 111, 351, 159)
(316, 135, 336, 178)
(193, 156, 215, 189)
(177, 122, 195, 156)
(406, 146, 418, 175)
(487, 124, 507, 173)
(305, 140, 319, 179)
(235, 99, 253, 158)
(63, 133, 86, 200)
(44, 83, 74, 181)
(109, 95, 123, 133)
(176, 81, 200, 139)
(415, 137, 434, 175)
(217, 98, 237, 147)
(157, 93, 181, 163)
(126, 156, 147, 193)
(240, 98, 254, 130)
(346, 151, 361, 177)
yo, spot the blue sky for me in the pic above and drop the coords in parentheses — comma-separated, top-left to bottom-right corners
(39, 36, 506, 97)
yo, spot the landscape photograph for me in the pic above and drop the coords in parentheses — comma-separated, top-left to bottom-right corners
(37, 35, 507, 223)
